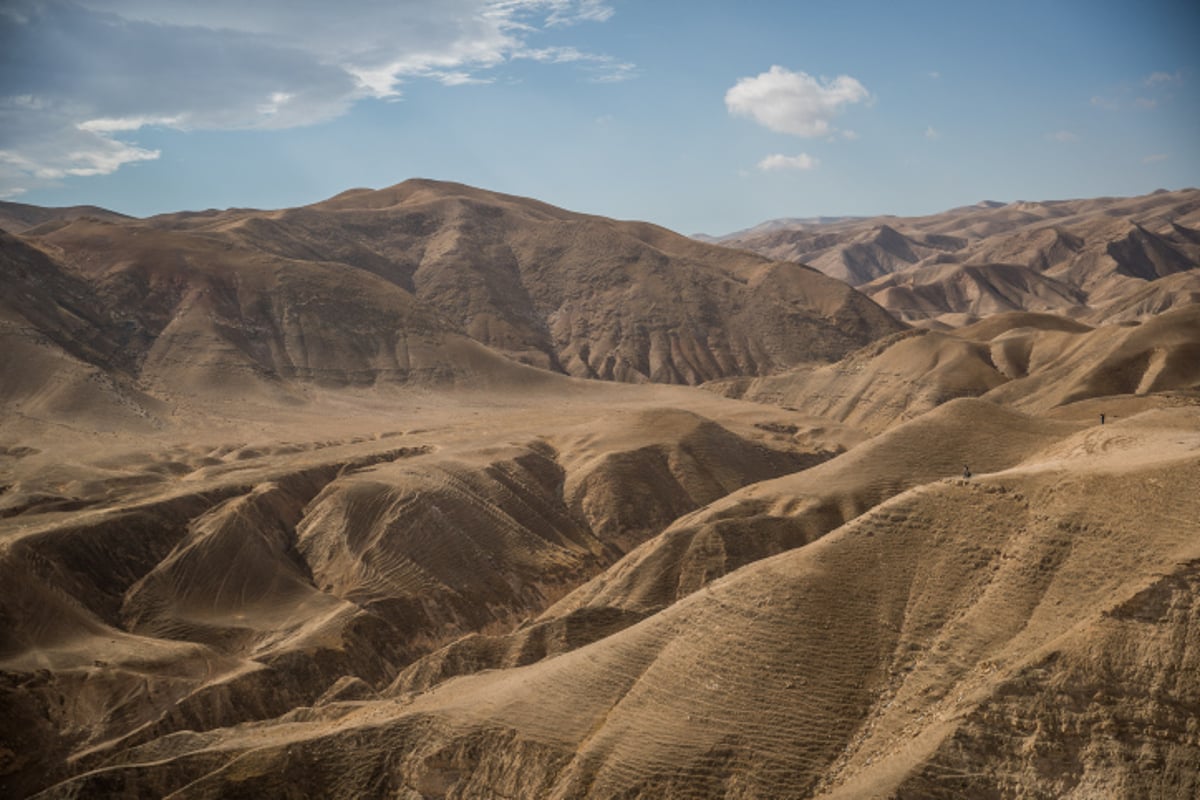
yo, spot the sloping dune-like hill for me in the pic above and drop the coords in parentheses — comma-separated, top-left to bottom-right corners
(713, 189, 1200, 326)
(33, 406, 1200, 799)
(721, 304, 1200, 432)
(0, 380, 830, 796)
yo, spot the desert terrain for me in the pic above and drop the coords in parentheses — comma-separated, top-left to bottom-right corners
(711, 189, 1200, 328)
(1, 182, 1198, 798)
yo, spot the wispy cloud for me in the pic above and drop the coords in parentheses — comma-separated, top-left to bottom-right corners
(1142, 153, 1169, 164)
(541, 0, 615, 26)
(0, 0, 628, 195)
(1091, 70, 1182, 112)
(515, 46, 635, 82)
(1144, 71, 1181, 87)
(924, 126, 940, 140)
(725, 66, 870, 138)
(757, 153, 819, 171)
(1046, 130, 1079, 143)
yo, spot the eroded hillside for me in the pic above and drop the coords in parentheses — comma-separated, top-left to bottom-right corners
(2, 185, 1198, 799)
(713, 189, 1200, 327)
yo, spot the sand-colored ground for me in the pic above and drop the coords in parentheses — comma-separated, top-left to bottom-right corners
(2, 184, 1198, 798)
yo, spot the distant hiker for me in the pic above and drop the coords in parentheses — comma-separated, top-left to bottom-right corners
(1100, 413, 1105, 425)
(962, 464, 971, 480)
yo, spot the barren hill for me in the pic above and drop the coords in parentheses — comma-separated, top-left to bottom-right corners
(18, 176, 902, 391)
(714, 189, 1200, 326)
(2, 181, 1199, 799)
(717, 304, 1200, 433)
(27, 403, 1200, 799)
(0, 200, 132, 235)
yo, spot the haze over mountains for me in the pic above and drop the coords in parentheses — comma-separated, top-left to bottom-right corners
(710, 189, 1200, 328)
(1, 182, 1198, 798)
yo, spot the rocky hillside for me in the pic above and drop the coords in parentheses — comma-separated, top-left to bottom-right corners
(713, 189, 1200, 326)
(7, 180, 902, 397)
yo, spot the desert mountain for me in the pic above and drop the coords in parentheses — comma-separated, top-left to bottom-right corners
(0, 200, 132, 235)
(23, 179, 900, 388)
(713, 189, 1200, 326)
(2, 181, 1199, 798)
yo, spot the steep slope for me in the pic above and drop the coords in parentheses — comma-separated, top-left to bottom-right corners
(0, 231, 164, 429)
(35, 406, 1199, 798)
(21, 216, 544, 404)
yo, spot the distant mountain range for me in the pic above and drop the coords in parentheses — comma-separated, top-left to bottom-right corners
(705, 189, 1200, 327)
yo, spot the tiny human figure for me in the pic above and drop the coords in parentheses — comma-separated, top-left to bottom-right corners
(1100, 413, 1105, 425)
(962, 465, 971, 480)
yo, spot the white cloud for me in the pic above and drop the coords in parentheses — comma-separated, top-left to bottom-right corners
(924, 126, 940, 140)
(1144, 71, 1180, 86)
(1047, 130, 1079, 143)
(1143, 153, 1169, 163)
(515, 46, 635, 82)
(540, 0, 615, 26)
(0, 0, 628, 195)
(0, 118, 160, 185)
(725, 66, 869, 138)
(757, 153, 819, 171)
(927, 71, 941, 79)
(841, 129, 859, 141)
(77, 115, 184, 134)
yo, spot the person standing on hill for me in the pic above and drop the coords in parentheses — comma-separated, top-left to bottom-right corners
(962, 464, 971, 480)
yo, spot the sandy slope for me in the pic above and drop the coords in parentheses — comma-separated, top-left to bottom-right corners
(30, 404, 1198, 799)
(0, 378, 836, 797)
(2, 184, 1199, 798)
(722, 305, 1200, 433)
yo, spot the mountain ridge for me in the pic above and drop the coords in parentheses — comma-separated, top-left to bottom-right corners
(709, 188, 1200, 326)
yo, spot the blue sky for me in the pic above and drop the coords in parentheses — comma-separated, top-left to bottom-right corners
(1, 1, 1197, 235)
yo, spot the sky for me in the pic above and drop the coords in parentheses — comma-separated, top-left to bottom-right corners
(1, 1, 1198, 236)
